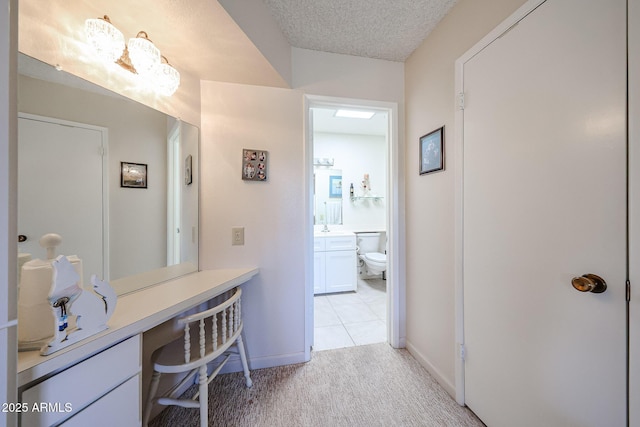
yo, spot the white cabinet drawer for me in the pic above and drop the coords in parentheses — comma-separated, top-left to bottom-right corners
(22, 335, 141, 427)
(325, 236, 356, 251)
(314, 234, 356, 252)
(61, 375, 140, 427)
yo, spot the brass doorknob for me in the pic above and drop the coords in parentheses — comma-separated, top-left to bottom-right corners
(571, 274, 607, 293)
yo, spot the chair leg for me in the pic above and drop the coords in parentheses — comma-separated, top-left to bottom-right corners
(237, 334, 253, 388)
(198, 365, 208, 427)
(143, 371, 161, 427)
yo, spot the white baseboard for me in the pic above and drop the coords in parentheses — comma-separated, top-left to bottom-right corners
(406, 340, 456, 400)
(220, 350, 308, 374)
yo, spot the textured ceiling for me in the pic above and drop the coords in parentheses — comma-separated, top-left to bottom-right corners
(262, 0, 458, 62)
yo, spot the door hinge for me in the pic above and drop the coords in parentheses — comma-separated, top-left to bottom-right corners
(457, 92, 465, 110)
(627, 280, 631, 302)
(459, 343, 466, 361)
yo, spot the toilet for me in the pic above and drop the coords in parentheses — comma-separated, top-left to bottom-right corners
(356, 232, 387, 278)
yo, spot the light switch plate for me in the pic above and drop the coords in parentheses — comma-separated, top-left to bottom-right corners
(232, 227, 244, 245)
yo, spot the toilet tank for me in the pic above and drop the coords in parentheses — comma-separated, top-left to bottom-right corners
(356, 232, 384, 254)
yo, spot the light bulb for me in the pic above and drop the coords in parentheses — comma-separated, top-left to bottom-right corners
(153, 61, 180, 96)
(128, 32, 160, 75)
(85, 16, 125, 63)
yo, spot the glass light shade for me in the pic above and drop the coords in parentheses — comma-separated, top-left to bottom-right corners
(128, 33, 160, 75)
(85, 17, 125, 63)
(152, 61, 180, 96)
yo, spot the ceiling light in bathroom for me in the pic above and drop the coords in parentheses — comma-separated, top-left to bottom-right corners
(335, 109, 376, 119)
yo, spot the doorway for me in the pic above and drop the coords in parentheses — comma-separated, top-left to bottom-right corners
(304, 95, 403, 357)
(17, 113, 108, 284)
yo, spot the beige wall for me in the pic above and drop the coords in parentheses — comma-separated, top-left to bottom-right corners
(218, 0, 293, 86)
(404, 0, 527, 395)
(200, 81, 307, 367)
(293, 47, 404, 104)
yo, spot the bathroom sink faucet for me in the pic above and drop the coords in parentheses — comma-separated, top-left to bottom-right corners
(322, 202, 330, 232)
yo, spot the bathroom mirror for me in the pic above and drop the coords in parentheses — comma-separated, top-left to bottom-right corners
(314, 168, 343, 226)
(16, 53, 199, 295)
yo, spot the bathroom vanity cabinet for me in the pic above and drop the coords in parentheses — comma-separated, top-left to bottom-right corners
(314, 233, 357, 294)
(20, 335, 141, 426)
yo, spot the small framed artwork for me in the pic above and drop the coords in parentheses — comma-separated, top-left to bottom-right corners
(185, 154, 193, 185)
(242, 149, 268, 181)
(419, 126, 445, 175)
(329, 175, 343, 198)
(121, 162, 148, 188)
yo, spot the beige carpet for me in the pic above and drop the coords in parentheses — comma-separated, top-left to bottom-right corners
(150, 343, 484, 427)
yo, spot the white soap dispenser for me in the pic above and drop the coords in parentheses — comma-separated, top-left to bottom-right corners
(17, 234, 83, 351)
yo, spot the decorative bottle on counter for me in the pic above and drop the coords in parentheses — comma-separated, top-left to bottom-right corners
(350, 183, 354, 197)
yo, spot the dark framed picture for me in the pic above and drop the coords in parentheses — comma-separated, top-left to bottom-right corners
(185, 154, 193, 185)
(121, 162, 148, 188)
(242, 149, 268, 181)
(419, 126, 444, 175)
(329, 175, 343, 198)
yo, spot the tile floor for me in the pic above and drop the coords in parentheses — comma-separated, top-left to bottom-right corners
(313, 277, 387, 351)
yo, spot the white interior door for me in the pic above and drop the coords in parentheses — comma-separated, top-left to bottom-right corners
(629, 0, 640, 425)
(461, 1, 627, 426)
(18, 115, 105, 284)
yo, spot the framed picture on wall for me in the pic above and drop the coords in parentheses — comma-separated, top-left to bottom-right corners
(242, 149, 268, 181)
(121, 162, 148, 188)
(419, 126, 444, 175)
(185, 154, 193, 185)
(329, 175, 343, 198)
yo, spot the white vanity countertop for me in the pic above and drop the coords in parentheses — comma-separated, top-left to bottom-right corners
(314, 230, 355, 237)
(17, 267, 259, 387)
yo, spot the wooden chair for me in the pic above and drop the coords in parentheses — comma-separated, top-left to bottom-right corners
(142, 287, 252, 427)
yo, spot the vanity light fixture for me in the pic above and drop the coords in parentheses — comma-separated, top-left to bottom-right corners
(84, 16, 180, 96)
(153, 56, 181, 97)
(127, 31, 160, 75)
(335, 109, 376, 119)
(84, 16, 126, 63)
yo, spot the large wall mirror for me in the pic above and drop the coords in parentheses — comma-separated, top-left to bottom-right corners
(17, 53, 199, 296)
